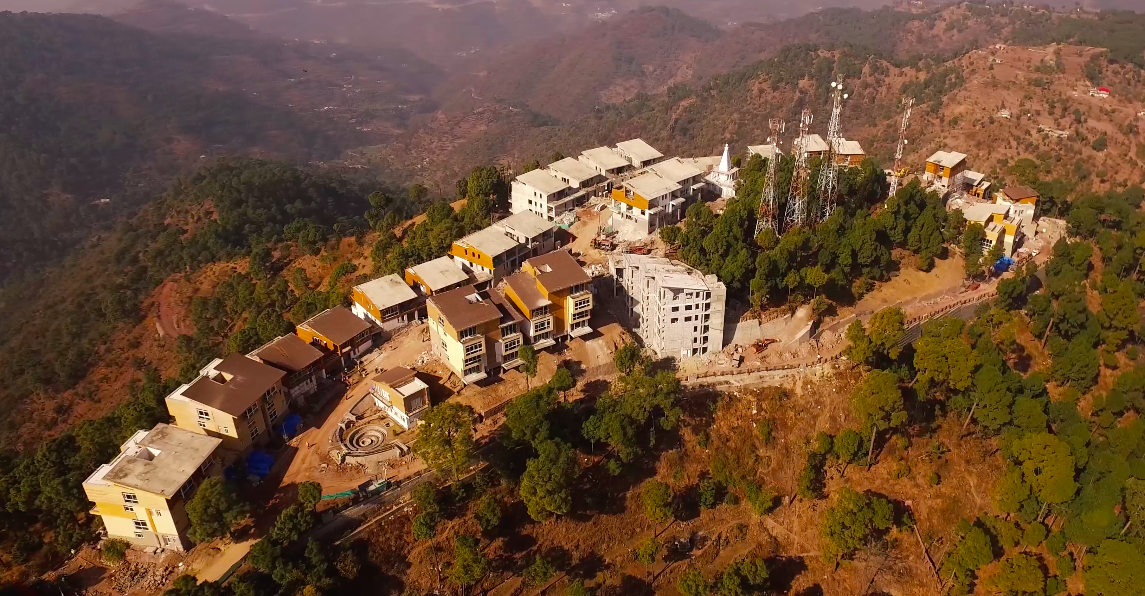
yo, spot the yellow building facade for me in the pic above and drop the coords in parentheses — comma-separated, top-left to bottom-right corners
(83, 424, 222, 551)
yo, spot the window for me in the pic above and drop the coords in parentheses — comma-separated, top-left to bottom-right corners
(124, 505, 135, 512)
(685, 304, 693, 311)
(154, 509, 163, 517)
(197, 420, 208, 429)
(534, 305, 550, 316)
(670, 318, 678, 324)
(464, 365, 482, 377)
(573, 297, 591, 311)
(504, 338, 521, 352)
(502, 322, 518, 336)
(465, 342, 483, 356)
(572, 310, 590, 322)
(684, 316, 692, 322)
(459, 326, 477, 340)
(671, 306, 679, 312)
(178, 481, 196, 499)
(196, 408, 211, 420)
(534, 319, 551, 333)
(464, 354, 482, 367)
(267, 401, 278, 421)
(247, 415, 259, 429)
(220, 426, 230, 435)
(250, 426, 261, 440)
(243, 403, 259, 420)
(133, 519, 149, 532)
(164, 536, 177, 546)
(122, 493, 138, 504)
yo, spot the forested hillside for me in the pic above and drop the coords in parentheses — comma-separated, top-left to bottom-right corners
(0, 10, 441, 282)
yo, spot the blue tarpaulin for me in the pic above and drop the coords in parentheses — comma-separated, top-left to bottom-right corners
(246, 450, 273, 479)
(993, 256, 1014, 273)
(278, 413, 303, 438)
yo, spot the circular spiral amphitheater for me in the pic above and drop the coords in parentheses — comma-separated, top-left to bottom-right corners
(340, 423, 388, 456)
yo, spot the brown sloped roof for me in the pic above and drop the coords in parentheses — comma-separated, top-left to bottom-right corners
(182, 354, 286, 417)
(372, 367, 416, 387)
(300, 306, 372, 346)
(504, 272, 551, 311)
(253, 334, 324, 373)
(526, 250, 591, 292)
(1003, 186, 1038, 200)
(428, 285, 502, 330)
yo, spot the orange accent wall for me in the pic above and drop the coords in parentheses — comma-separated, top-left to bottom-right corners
(612, 188, 650, 211)
(450, 243, 495, 270)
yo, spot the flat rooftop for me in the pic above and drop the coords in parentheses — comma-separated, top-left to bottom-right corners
(547, 157, 599, 183)
(355, 274, 418, 311)
(800, 134, 829, 154)
(836, 139, 865, 155)
(647, 157, 704, 184)
(92, 424, 221, 498)
(495, 211, 557, 240)
(407, 256, 469, 293)
(580, 147, 630, 171)
(515, 169, 570, 195)
(456, 226, 521, 258)
(616, 138, 663, 163)
(747, 144, 782, 159)
(624, 172, 681, 199)
(927, 150, 968, 168)
(962, 203, 1011, 223)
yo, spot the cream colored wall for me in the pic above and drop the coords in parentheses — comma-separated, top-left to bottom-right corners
(85, 483, 182, 537)
(167, 397, 248, 452)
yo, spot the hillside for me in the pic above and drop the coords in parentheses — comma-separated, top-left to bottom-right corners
(373, 4, 1145, 193)
(0, 9, 441, 282)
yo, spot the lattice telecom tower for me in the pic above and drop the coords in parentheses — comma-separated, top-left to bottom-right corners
(817, 80, 847, 222)
(754, 118, 785, 238)
(887, 97, 915, 200)
(783, 109, 814, 230)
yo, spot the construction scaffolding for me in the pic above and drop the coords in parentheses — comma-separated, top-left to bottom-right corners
(817, 80, 847, 222)
(783, 109, 814, 230)
(754, 118, 785, 238)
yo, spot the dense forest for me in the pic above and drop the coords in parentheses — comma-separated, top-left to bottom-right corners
(0, 158, 409, 437)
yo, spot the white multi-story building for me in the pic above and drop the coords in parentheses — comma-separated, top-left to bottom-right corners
(510, 169, 582, 221)
(609, 254, 727, 358)
(579, 147, 631, 177)
(609, 157, 705, 236)
(615, 138, 665, 169)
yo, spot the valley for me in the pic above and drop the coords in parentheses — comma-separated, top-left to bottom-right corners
(0, 3, 1144, 596)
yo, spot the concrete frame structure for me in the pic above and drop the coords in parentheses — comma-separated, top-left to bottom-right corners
(510, 168, 583, 221)
(615, 138, 665, 169)
(609, 254, 727, 359)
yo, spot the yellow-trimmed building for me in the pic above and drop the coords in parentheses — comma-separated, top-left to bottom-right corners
(83, 424, 222, 551)
(165, 354, 288, 455)
(296, 306, 377, 371)
(369, 367, 430, 429)
(502, 250, 593, 348)
(997, 185, 1039, 207)
(427, 284, 526, 384)
(405, 256, 470, 297)
(923, 150, 968, 190)
(350, 274, 420, 330)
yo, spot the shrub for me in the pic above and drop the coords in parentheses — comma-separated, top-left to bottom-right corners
(642, 480, 674, 523)
(102, 539, 130, 564)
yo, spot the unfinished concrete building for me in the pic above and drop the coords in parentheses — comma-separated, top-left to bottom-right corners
(609, 254, 727, 358)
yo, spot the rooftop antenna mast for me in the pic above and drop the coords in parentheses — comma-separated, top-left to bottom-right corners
(783, 109, 814, 230)
(887, 97, 915, 200)
(754, 118, 785, 238)
(817, 79, 848, 222)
